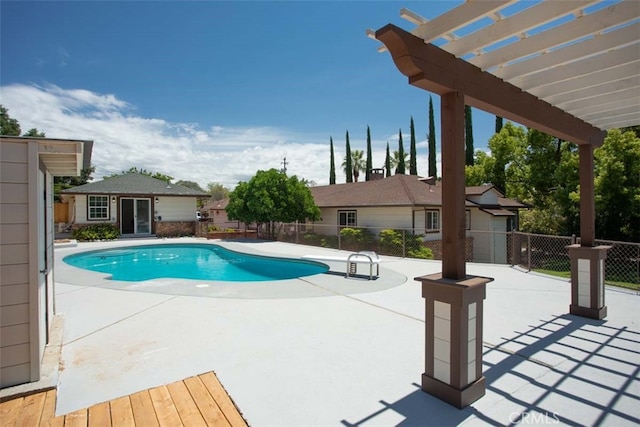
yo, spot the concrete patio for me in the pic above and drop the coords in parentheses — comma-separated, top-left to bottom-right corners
(27, 238, 640, 425)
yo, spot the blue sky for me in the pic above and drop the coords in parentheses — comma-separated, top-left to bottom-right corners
(1, 1, 499, 188)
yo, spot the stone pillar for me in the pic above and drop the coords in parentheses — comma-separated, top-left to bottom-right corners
(415, 273, 492, 408)
(567, 245, 610, 320)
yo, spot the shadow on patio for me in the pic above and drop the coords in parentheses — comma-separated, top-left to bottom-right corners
(341, 314, 640, 426)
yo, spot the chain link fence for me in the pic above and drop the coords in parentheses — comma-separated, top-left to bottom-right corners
(256, 223, 639, 290)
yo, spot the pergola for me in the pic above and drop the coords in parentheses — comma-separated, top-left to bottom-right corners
(368, 0, 639, 408)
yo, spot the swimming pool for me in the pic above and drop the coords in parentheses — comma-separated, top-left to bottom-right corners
(63, 243, 329, 282)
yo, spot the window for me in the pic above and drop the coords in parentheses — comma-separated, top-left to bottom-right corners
(88, 195, 109, 220)
(425, 209, 440, 232)
(338, 210, 357, 228)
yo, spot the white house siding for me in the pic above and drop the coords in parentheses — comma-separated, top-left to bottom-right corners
(467, 188, 500, 205)
(470, 211, 493, 263)
(470, 214, 508, 263)
(0, 141, 33, 388)
(73, 195, 117, 224)
(155, 197, 197, 221)
(314, 206, 415, 236)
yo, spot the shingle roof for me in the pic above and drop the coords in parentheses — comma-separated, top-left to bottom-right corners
(310, 175, 527, 209)
(61, 173, 208, 196)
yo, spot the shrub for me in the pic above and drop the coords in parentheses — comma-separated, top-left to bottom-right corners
(339, 227, 375, 250)
(379, 229, 433, 259)
(72, 224, 120, 241)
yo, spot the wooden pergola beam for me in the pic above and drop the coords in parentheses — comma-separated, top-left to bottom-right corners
(375, 24, 606, 147)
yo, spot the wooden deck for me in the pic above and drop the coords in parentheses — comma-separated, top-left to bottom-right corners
(0, 372, 247, 426)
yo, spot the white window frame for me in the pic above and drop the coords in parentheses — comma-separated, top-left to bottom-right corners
(88, 195, 109, 220)
(338, 210, 357, 228)
(425, 209, 440, 232)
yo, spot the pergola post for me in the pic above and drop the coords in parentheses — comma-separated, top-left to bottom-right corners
(567, 144, 609, 320)
(414, 91, 492, 408)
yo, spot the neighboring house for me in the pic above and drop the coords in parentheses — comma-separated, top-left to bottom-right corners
(60, 173, 208, 237)
(308, 174, 528, 263)
(1, 136, 92, 389)
(199, 198, 241, 229)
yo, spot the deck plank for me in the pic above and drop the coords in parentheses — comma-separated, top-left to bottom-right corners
(87, 401, 111, 427)
(184, 376, 230, 427)
(129, 390, 159, 427)
(1, 395, 25, 426)
(166, 380, 207, 427)
(15, 391, 47, 427)
(62, 408, 88, 427)
(148, 385, 183, 427)
(40, 389, 58, 426)
(0, 371, 245, 427)
(199, 372, 247, 427)
(109, 396, 134, 427)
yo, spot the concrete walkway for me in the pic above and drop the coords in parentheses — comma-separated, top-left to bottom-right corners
(51, 238, 640, 426)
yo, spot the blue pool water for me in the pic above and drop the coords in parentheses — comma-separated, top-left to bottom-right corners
(63, 243, 328, 282)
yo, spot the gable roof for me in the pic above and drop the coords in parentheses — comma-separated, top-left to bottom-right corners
(310, 175, 527, 209)
(201, 198, 229, 211)
(61, 173, 208, 196)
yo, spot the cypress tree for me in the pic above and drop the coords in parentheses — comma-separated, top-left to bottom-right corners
(409, 117, 418, 175)
(329, 136, 336, 185)
(465, 105, 474, 166)
(397, 129, 406, 174)
(345, 131, 353, 183)
(495, 116, 504, 133)
(365, 126, 373, 181)
(428, 96, 437, 179)
(385, 142, 391, 177)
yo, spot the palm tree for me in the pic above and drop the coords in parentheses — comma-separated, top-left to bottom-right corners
(342, 150, 366, 182)
(351, 150, 366, 182)
(391, 150, 409, 174)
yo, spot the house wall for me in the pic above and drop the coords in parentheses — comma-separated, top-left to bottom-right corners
(0, 141, 34, 388)
(155, 197, 196, 221)
(470, 214, 508, 263)
(467, 188, 500, 205)
(73, 195, 117, 224)
(314, 206, 415, 236)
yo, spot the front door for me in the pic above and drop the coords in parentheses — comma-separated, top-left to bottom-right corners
(120, 198, 151, 234)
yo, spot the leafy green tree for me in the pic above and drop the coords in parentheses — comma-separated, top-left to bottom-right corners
(465, 105, 474, 166)
(344, 131, 353, 183)
(23, 128, 45, 137)
(487, 122, 527, 194)
(428, 96, 437, 179)
(351, 149, 366, 182)
(176, 180, 205, 192)
(465, 151, 493, 186)
(54, 166, 96, 201)
(106, 167, 174, 183)
(365, 126, 373, 181)
(0, 105, 21, 136)
(226, 169, 321, 239)
(329, 136, 336, 185)
(396, 129, 406, 174)
(594, 129, 640, 241)
(409, 117, 418, 175)
(206, 183, 230, 200)
(495, 116, 503, 134)
(385, 142, 391, 177)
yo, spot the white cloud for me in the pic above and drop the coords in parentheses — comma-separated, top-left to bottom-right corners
(0, 83, 338, 189)
(1, 83, 447, 189)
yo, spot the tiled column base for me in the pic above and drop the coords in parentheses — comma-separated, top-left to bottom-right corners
(567, 245, 610, 320)
(415, 273, 492, 409)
